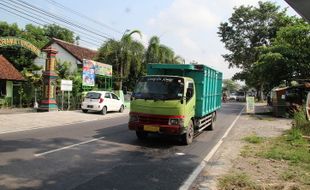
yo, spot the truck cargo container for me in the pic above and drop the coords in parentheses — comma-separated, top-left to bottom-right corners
(128, 63, 222, 144)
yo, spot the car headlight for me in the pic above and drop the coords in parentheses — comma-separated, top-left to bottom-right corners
(169, 118, 183, 125)
(130, 115, 139, 122)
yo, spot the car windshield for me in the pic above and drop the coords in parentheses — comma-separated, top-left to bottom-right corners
(85, 92, 101, 99)
(133, 76, 184, 100)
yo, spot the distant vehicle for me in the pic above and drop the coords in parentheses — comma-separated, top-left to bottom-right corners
(236, 92, 246, 102)
(128, 63, 222, 145)
(229, 93, 237, 100)
(81, 91, 124, 115)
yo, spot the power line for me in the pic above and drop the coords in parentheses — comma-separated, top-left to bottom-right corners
(0, 4, 102, 47)
(13, 0, 112, 40)
(44, 0, 122, 34)
(1, 0, 102, 43)
(1, 0, 104, 47)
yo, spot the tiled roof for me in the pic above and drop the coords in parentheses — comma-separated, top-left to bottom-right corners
(45, 38, 98, 62)
(0, 55, 24, 81)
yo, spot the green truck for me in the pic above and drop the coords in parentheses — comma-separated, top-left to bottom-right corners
(128, 63, 222, 144)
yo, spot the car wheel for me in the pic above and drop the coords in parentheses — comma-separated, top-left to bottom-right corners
(119, 105, 124, 113)
(136, 131, 148, 140)
(82, 109, 88, 113)
(101, 106, 107, 115)
(181, 120, 194, 145)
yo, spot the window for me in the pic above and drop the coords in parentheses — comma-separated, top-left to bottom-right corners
(86, 92, 101, 99)
(186, 82, 194, 102)
(0, 80, 6, 97)
(104, 93, 111, 98)
(112, 94, 119, 100)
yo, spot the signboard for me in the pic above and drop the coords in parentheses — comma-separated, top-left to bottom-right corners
(82, 60, 96, 86)
(83, 59, 112, 77)
(0, 37, 41, 56)
(246, 96, 255, 113)
(61, 80, 73, 91)
(95, 62, 112, 76)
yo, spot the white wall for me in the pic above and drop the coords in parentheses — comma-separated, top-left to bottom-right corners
(34, 43, 82, 73)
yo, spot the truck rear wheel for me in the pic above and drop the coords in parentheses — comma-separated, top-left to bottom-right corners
(206, 112, 216, 131)
(181, 120, 194, 145)
(136, 131, 148, 140)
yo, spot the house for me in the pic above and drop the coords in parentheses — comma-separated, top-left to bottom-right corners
(0, 55, 24, 107)
(34, 38, 98, 73)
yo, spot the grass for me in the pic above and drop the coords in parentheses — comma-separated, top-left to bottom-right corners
(238, 126, 310, 188)
(293, 108, 310, 136)
(243, 134, 264, 144)
(257, 128, 310, 187)
(218, 172, 260, 190)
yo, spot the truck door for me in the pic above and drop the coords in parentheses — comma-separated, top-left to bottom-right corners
(185, 82, 195, 126)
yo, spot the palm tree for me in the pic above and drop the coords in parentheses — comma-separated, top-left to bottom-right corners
(145, 35, 180, 64)
(96, 30, 145, 90)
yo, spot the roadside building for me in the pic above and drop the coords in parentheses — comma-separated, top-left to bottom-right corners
(0, 55, 24, 107)
(34, 38, 97, 73)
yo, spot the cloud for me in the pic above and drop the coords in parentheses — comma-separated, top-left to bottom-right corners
(147, 0, 261, 79)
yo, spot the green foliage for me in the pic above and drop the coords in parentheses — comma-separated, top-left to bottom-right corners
(44, 24, 75, 43)
(145, 35, 182, 64)
(218, 1, 301, 96)
(222, 79, 239, 92)
(218, 172, 260, 190)
(256, 22, 310, 91)
(0, 22, 75, 73)
(243, 135, 264, 144)
(293, 107, 310, 136)
(96, 30, 146, 90)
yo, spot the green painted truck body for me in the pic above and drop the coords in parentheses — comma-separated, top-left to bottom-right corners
(128, 63, 222, 144)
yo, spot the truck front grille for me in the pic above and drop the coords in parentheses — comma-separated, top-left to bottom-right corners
(138, 116, 169, 125)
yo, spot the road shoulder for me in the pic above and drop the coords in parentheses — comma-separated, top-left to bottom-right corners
(193, 105, 292, 190)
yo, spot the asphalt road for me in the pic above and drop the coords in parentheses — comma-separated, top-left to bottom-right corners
(0, 103, 244, 190)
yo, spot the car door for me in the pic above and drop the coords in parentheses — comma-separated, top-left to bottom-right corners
(111, 93, 121, 111)
(104, 92, 112, 111)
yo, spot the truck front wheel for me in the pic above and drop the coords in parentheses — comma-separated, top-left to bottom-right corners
(181, 120, 194, 145)
(136, 131, 148, 140)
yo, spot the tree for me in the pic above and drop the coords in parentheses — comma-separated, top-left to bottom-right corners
(218, 1, 293, 99)
(145, 35, 182, 64)
(254, 21, 310, 92)
(222, 79, 239, 92)
(44, 24, 75, 43)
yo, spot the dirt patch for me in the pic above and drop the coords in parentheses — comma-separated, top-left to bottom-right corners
(192, 112, 293, 190)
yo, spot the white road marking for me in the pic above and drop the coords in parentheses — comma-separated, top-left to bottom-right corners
(179, 106, 245, 190)
(175, 152, 186, 156)
(34, 137, 105, 157)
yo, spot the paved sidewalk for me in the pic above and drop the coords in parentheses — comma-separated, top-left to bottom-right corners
(0, 109, 129, 134)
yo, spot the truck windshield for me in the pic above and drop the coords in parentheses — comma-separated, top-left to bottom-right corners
(133, 76, 184, 100)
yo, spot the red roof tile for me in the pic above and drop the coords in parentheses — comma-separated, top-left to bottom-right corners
(0, 55, 24, 81)
(45, 38, 98, 62)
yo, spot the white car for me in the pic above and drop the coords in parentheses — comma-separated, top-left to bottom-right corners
(81, 91, 124, 115)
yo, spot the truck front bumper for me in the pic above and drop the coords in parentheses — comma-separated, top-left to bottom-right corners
(128, 112, 185, 135)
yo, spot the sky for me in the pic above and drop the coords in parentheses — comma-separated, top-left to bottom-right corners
(0, 0, 299, 80)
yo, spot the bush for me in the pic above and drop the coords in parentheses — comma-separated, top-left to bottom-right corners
(293, 108, 310, 136)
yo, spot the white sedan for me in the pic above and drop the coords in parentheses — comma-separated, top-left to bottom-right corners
(81, 91, 124, 115)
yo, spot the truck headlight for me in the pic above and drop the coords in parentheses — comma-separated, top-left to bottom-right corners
(130, 115, 139, 122)
(169, 118, 183, 125)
